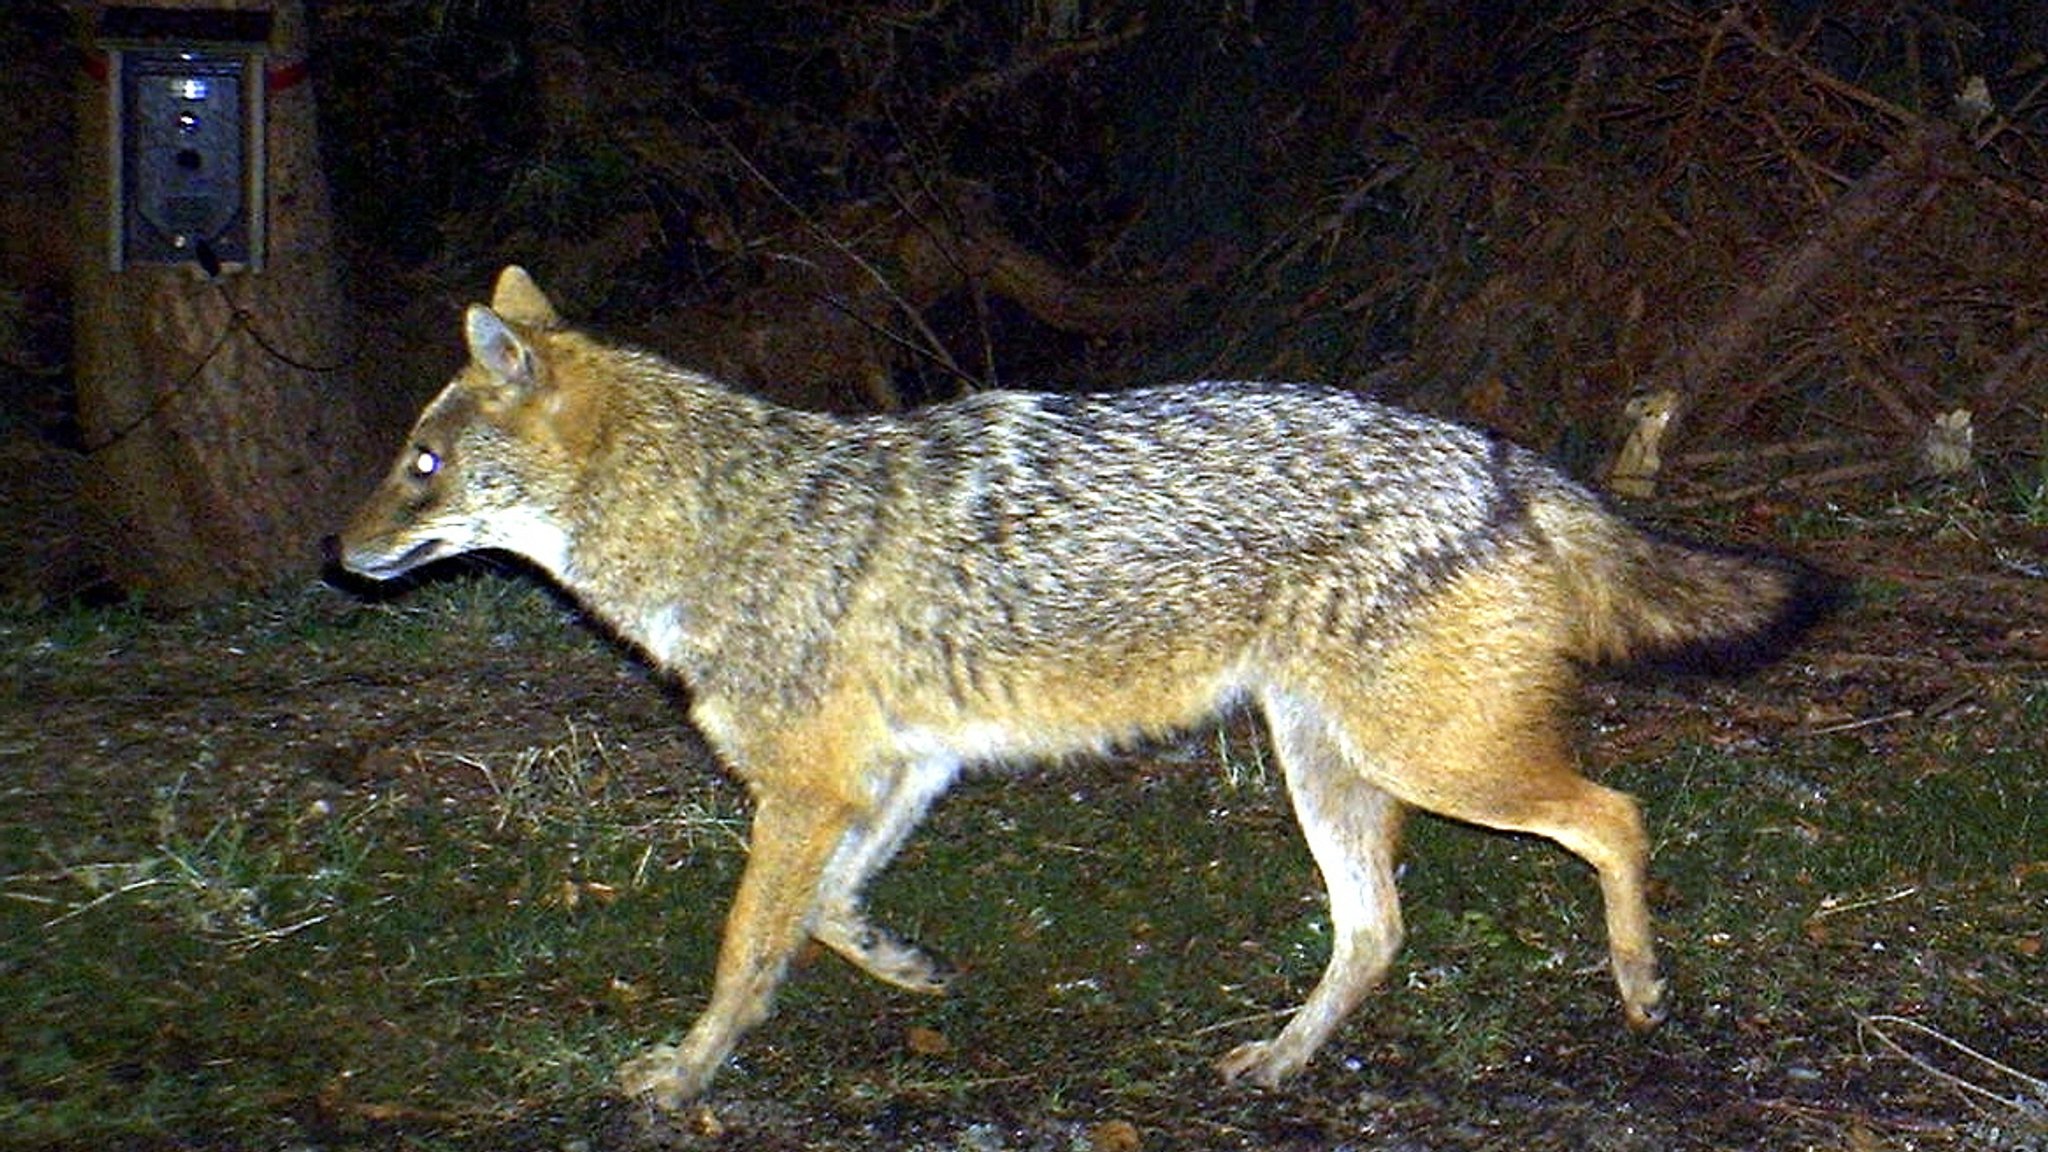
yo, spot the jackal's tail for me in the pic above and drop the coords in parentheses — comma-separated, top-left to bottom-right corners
(1529, 490, 1838, 672)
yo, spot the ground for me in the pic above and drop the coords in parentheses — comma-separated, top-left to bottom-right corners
(2, 496, 2045, 1151)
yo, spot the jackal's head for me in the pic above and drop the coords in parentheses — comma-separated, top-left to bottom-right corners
(336, 266, 581, 582)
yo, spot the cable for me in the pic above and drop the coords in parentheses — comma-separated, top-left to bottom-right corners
(80, 240, 361, 455)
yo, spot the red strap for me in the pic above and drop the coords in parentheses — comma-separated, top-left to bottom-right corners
(80, 50, 311, 93)
(264, 58, 309, 93)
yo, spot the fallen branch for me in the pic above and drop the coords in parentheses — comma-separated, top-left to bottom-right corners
(1675, 436, 1862, 467)
(1664, 122, 1953, 440)
(1664, 459, 1900, 509)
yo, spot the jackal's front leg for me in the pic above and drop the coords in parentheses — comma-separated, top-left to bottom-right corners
(618, 796, 852, 1109)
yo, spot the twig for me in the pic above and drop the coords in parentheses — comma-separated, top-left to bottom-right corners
(687, 104, 975, 394)
(1807, 884, 1918, 920)
(1187, 1006, 1294, 1039)
(1795, 709, 1914, 738)
(935, 21, 1147, 114)
(1856, 1012, 2048, 1119)
(1701, 6, 1921, 129)
(1974, 320, 2048, 410)
(884, 1073, 1038, 1093)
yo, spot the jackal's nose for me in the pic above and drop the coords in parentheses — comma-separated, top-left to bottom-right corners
(319, 533, 342, 567)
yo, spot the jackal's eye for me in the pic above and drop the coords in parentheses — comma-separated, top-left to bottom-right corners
(409, 447, 441, 479)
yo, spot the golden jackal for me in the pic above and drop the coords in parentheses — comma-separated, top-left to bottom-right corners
(335, 266, 1829, 1107)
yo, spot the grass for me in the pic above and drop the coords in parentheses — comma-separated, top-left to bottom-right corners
(3, 570, 2045, 1149)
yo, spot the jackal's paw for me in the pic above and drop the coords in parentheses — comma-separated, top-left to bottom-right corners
(820, 919, 957, 994)
(617, 1044, 709, 1111)
(853, 930, 954, 993)
(889, 947, 957, 995)
(1214, 1039, 1303, 1089)
(1623, 976, 1669, 1033)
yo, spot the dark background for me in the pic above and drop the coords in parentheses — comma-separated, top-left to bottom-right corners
(4, 0, 2048, 599)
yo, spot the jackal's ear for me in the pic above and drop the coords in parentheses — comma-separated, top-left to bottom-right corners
(465, 305, 540, 394)
(488, 265, 560, 327)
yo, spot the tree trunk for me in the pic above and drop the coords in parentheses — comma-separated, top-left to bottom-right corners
(71, 0, 377, 606)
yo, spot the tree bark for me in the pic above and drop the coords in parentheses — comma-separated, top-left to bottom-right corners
(72, 0, 377, 605)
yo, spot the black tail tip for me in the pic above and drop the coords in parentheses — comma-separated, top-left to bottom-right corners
(1653, 552, 1846, 678)
(1781, 558, 1850, 639)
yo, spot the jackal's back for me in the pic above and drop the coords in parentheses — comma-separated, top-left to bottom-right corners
(861, 383, 1517, 649)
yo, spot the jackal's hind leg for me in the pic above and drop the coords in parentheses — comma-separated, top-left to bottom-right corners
(1389, 711, 1666, 1031)
(1537, 784, 1666, 1031)
(1359, 655, 1667, 1034)
(1217, 697, 1407, 1087)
